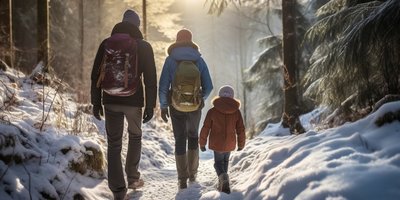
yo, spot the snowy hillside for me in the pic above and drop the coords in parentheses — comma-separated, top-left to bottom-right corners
(0, 66, 110, 199)
(218, 102, 400, 200)
(1, 67, 400, 200)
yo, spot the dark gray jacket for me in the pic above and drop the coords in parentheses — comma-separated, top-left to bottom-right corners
(91, 22, 157, 108)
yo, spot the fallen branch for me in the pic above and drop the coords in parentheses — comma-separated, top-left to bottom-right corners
(0, 79, 17, 110)
(22, 163, 32, 200)
(39, 75, 65, 132)
(372, 94, 400, 112)
(0, 165, 10, 182)
(61, 173, 77, 200)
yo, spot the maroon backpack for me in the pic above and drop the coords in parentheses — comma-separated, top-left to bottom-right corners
(96, 33, 140, 96)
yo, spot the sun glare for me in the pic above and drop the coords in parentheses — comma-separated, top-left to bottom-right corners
(179, 0, 203, 8)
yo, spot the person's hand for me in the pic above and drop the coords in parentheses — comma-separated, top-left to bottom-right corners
(93, 105, 103, 120)
(143, 107, 154, 123)
(199, 99, 205, 110)
(237, 147, 243, 151)
(200, 146, 206, 152)
(161, 107, 169, 122)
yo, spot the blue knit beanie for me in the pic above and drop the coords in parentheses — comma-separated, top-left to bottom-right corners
(122, 10, 140, 27)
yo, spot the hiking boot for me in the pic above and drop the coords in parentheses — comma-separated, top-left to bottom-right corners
(222, 182, 231, 194)
(187, 149, 199, 182)
(175, 154, 189, 188)
(128, 178, 144, 189)
(217, 174, 223, 191)
(189, 175, 196, 182)
(178, 178, 187, 189)
(218, 173, 230, 194)
(113, 189, 127, 200)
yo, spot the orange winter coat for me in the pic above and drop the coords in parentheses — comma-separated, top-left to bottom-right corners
(199, 97, 245, 152)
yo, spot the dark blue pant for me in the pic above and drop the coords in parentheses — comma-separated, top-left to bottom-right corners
(170, 106, 201, 155)
(214, 151, 231, 176)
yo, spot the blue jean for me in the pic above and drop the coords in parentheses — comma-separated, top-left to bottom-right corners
(214, 151, 231, 176)
(170, 106, 201, 155)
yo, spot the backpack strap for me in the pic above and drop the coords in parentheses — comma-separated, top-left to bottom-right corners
(96, 54, 108, 88)
(124, 42, 139, 88)
(135, 48, 139, 77)
(123, 53, 129, 88)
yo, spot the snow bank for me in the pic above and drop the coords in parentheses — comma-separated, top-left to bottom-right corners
(0, 68, 106, 199)
(223, 101, 400, 200)
(0, 67, 177, 199)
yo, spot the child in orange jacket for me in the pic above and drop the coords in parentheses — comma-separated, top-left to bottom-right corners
(199, 85, 246, 194)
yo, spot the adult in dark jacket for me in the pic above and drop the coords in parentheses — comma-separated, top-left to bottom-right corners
(159, 29, 213, 189)
(91, 10, 157, 200)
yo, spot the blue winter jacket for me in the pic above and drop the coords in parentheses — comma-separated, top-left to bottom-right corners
(159, 46, 213, 109)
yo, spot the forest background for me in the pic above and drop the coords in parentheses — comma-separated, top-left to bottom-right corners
(1, 0, 399, 136)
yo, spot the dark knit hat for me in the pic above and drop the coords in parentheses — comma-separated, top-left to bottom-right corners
(219, 85, 235, 98)
(122, 10, 140, 27)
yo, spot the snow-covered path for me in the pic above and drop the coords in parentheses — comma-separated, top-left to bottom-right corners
(94, 121, 220, 200)
(126, 159, 216, 200)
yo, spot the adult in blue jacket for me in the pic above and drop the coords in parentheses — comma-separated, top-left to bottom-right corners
(159, 29, 213, 189)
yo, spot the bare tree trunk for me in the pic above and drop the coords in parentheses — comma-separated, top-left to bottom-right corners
(142, 0, 147, 39)
(281, 0, 305, 134)
(77, 0, 86, 101)
(80, 0, 84, 82)
(37, 0, 49, 71)
(0, 0, 13, 68)
(238, 9, 247, 125)
(98, 0, 102, 43)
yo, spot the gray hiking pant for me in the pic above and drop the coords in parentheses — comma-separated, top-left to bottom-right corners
(170, 106, 201, 155)
(104, 104, 142, 197)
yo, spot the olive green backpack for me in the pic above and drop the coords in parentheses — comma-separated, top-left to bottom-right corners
(171, 60, 202, 112)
